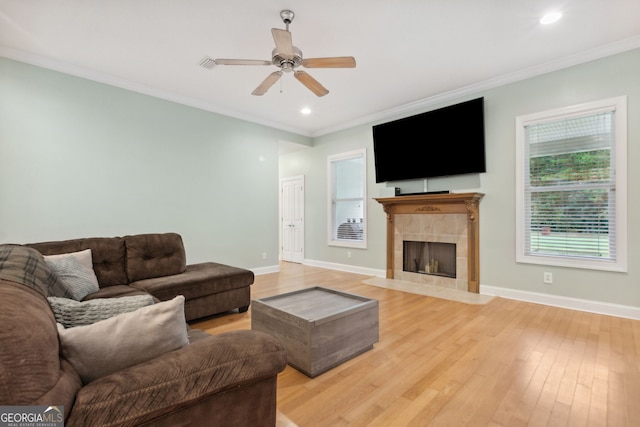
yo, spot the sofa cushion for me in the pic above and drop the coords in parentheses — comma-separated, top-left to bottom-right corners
(130, 262, 254, 301)
(82, 284, 154, 300)
(27, 237, 128, 287)
(0, 244, 70, 297)
(0, 280, 82, 407)
(125, 233, 187, 282)
(57, 295, 189, 384)
(68, 330, 287, 426)
(44, 250, 100, 300)
(186, 286, 251, 321)
(48, 295, 156, 328)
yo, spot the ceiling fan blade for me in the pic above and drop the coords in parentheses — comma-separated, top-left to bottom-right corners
(302, 56, 356, 68)
(252, 71, 283, 96)
(271, 28, 294, 57)
(213, 59, 272, 66)
(294, 70, 329, 97)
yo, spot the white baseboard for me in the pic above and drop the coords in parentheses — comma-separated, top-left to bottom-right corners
(251, 265, 280, 275)
(481, 285, 640, 320)
(256, 260, 640, 320)
(303, 259, 385, 277)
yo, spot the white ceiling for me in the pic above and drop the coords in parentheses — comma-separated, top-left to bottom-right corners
(1, 1, 640, 137)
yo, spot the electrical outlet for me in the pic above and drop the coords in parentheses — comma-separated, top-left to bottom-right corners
(262, 252, 267, 260)
(543, 272, 553, 284)
(347, 251, 352, 258)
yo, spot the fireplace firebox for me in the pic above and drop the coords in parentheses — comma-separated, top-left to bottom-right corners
(403, 241, 456, 278)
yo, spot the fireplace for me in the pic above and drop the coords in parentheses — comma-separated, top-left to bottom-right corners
(375, 193, 484, 293)
(403, 241, 456, 278)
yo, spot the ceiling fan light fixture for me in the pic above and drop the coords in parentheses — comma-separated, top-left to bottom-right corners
(272, 46, 303, 69)
(202, 9, 355, 97)
(281, 62, 295, 72)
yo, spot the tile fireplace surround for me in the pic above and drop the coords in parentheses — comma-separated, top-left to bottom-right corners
(375, 192, 484, 293)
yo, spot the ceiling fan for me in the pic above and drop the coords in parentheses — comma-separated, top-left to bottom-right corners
(199, 10, 356, 97)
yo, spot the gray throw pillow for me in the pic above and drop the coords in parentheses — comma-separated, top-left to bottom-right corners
(44, 249, 100, 300)
(48, 295, 155, 328)
(0, 244, 68, 297)
(57, 295, 189, 384)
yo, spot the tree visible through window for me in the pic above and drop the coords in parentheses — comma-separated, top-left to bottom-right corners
(515, 97, 627, 271)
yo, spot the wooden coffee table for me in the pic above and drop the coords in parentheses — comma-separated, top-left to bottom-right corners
(251, 286, 379, 377)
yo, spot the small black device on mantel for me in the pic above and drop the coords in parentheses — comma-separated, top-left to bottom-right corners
(401, 190, 450, 196)
(372, 97, 486, 183)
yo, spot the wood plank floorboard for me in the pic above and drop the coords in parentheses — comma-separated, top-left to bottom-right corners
(191, 262, 640, 426)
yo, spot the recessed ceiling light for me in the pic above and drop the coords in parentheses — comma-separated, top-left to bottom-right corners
(540, 11, 562, 25)
(301, 107, 312, 115)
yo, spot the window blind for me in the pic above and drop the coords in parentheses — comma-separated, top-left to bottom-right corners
(524, 110, 616, 260)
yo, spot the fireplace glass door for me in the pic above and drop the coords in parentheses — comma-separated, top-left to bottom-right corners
(403, 241, 456, 278)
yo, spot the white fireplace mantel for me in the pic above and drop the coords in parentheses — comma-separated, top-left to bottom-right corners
(375, 192, 484, 293)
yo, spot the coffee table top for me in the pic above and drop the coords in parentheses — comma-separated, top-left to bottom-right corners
(252, 286, 377, 325)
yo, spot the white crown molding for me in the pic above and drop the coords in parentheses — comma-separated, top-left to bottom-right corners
(3, 35, 639, 139)
(0, 46, 312, 137)
(312, 35, 640, 137)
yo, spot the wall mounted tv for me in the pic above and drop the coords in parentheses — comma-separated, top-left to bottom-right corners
(372, 97, 486, 183)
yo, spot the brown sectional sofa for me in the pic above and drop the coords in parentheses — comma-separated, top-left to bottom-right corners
(27, 232, 254, 321)
(0, 242, 288, 426)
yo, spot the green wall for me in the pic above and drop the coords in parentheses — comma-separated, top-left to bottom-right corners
(0, 57, 310, 269)
(280, 48, 640, 307)
(2, 48, 638, 307)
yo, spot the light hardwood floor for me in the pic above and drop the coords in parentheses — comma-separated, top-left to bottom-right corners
(191, 262, 640, 426)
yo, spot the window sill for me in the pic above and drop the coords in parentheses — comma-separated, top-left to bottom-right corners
(516, 254, 627, 273)
(328, 239, 367, 249)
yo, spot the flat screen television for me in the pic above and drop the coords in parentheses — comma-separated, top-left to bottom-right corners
(372, 97, 486, 183)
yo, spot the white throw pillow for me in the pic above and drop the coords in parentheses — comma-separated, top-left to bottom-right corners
(44, 249, 100, 300)
(57, 295, 189, 384)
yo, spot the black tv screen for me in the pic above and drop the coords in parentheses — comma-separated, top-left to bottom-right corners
(372, 97, 486, 183)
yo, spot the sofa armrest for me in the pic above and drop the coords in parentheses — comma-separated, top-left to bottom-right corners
(67, 330, 286, 427)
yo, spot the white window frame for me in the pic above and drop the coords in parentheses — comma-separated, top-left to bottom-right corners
(327, 148, 367, 249)
(515, 96, 627, 272)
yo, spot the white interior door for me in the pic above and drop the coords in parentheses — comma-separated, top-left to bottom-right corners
(280, 176, 304, 263)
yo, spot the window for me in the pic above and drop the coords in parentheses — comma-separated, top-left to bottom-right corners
(515, 97, 627, 271)
(328, 149, 367, 248)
